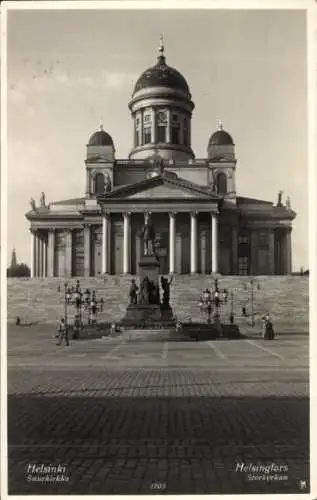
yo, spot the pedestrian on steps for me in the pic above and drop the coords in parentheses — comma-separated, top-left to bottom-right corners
(56, 317, 70, 346)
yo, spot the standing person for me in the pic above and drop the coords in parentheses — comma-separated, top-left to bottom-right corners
(56, 317, 70, 346)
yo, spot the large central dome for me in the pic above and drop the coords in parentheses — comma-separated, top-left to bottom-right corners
(133, 55, 190, 95)
(133, 41, 190, 96)
(129, 38, 195, 161)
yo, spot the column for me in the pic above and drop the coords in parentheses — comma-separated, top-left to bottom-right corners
(200, 230, 207, 274)
(136, 234, 141, 274)
(190, 212, 198, 273)
(48, 229, 55, 277)
(30, 230, 36, 278)
(284, 228, 292, 275)
(43, 234, 47, 278)
(211, 214, 218, 273)
(231, 226, 238, 274)
(167, 109, 171, 143)
(123, 212, 131, 274)
(140, 110, 144, 146)
(169, 212, 176, 274)
(84, 224, 91, 277)
(102, 214, 111, 274)
(36, 234, 41, 277)
(268, 229, 275, 275)
(151, 108, 156, 143)
(65, 230, 72, 278)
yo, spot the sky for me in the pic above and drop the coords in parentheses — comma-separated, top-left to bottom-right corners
(6, 7, 308, 270)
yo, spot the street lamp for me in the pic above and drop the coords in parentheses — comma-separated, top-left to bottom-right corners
(199, 279, 229, 326)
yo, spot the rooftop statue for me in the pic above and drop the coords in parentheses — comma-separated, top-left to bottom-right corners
(30, 198, 36, 211)
(40, 192, 46, 207)
(277, 190, 283, 206)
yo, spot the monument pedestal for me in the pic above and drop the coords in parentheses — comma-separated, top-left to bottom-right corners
(138, 255, 160, 282)
(122, 304, 162, 325)
(121, 253, 176, 328)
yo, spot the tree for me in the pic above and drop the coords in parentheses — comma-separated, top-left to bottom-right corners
(7, 263, 31, 277)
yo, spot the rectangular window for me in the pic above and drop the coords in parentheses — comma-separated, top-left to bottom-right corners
(171, 126, 180, 144)
(143, 127, 151, 144)
(183, 118, 189, 145)
(157, 125, 166, 143)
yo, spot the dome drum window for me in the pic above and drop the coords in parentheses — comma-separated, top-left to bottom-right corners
(143, 127, 152, 145)
(156, 110, 167, 143)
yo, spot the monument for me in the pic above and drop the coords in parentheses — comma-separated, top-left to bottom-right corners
(121, 214, 175, 326)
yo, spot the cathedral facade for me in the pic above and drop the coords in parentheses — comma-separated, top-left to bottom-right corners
(26, 41, 295, 278)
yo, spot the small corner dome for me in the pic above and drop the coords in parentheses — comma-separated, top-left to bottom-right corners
(208, 123, 234, 149)
(88, 127, 114, 147)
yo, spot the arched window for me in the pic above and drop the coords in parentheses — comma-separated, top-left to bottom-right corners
(216, 172, 227, 194)
(94, 173, 105, 194)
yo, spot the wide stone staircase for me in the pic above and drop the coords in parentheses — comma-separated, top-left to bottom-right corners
(7, 275, 309, 334)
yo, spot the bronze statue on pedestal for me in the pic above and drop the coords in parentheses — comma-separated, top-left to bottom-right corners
(141, 213, 156, 256)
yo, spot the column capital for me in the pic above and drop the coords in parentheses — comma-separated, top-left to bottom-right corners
(190, 210, 198, 218)
(169, 211, 177, 218)
(123, 211, 131, 218)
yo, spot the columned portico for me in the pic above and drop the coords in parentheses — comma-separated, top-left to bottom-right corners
(190, 212, 198, 273)
(169, 212, 176, 274)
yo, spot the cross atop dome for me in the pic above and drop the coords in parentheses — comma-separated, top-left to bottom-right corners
(218, 119, 223, 131)
(159, 34, 164, 54)
(99, 117, 104, 131)
(157, 34, 166, 64)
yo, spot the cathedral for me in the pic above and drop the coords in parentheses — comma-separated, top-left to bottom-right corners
(26, 40, 295, 278)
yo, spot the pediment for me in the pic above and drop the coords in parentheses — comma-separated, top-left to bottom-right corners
(127, 183, 210, 199)
(101, 175, 220, 201)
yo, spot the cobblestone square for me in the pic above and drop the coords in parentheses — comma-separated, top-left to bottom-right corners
(7, 326, 309, 494)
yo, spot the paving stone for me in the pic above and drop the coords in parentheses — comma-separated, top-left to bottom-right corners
(7, 326, 310, 494)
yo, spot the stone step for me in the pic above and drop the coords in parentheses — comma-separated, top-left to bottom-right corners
(8, 276, 309, 332)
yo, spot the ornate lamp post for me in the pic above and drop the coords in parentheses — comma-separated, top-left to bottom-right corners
(60, 280, 104, 335)
(200, 279, 229, 326)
